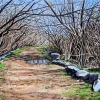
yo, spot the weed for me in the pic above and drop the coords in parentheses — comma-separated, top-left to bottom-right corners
(37, 46, 47, 54)
(62, 92, 68, 96)
(89, 95, 100, 100)
(60, 70, 67, 76)
(12, 47, 24, 55)
(0, 62, 5, 69)
(43, 54, 50, 59)
(0, 95, 5, 99)
(37, 46, 51, 59)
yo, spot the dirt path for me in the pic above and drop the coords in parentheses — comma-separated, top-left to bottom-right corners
(1, 47, 86, 100)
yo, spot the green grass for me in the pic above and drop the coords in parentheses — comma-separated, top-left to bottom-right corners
(62, 83, 100, 99)
(86, 69, 100, 74)
(0, 95, 5, 99)
(89, 95, 100, 100)
(37, 46, 51, 59)
(12, 47, 24, 55)
(90, 71, 100, 74)
(43, 54, 50, 59)
(0, 62, 5, 69)
(69, 85, 91, 98)
(60, 70, 67, 76)
(37, 46, 48, 54)
(0, 62, 5, 78)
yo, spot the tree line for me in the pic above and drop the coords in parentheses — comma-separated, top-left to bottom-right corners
(0, 0, 100, 68)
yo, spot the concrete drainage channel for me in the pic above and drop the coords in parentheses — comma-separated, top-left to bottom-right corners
(27, 52, 100, 92)
(27, 57, 49, 64)
(50, 53, 100, 92)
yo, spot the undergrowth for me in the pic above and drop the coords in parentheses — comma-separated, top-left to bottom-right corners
(12, 47, 24, 55)
(60, 70, 67, 76)
(37, 46, 50, 59)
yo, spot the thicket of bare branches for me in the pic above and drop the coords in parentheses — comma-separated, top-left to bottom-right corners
(42, 0, 100, 68)
(0, 0, 100, 68)
(0, 0, 47, 55)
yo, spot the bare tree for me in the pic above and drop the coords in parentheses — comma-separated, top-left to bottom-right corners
(0, 0, 44, 55)
(44, 0, 100, 67)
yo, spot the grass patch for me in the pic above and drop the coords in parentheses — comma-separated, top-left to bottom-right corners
(0, 95, 5, 99)
(62, 92, 68, 96)
(86, 69, 100, 74)
(0, 62, 5, 69)
(60, 70, 67, 76)
(12, 47, 24, 56)
(89, 95, 100, 100)
(43, 54, 50, 59)
(70, 85, 92, 99)
(37, 46, 51, 59)
(37, 46, 48, 54)
(0, 62, 5, 81)
(62, 83, 100, 99)
(90, 71, 100, 74)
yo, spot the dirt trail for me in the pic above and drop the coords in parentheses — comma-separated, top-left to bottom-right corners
(1, 47, 85, 100)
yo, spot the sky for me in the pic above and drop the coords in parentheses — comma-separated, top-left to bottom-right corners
(2, 0, 100, 6)
(10, 0, 100, 4)
(1, 0, 99, 11)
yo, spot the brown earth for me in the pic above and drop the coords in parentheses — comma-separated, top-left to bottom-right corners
(0, 47, 87, 100)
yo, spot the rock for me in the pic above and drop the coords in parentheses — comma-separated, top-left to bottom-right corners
(67, 65, 80, 72)
(57, 60, 67, 67)
(88, 74, 98, 84)
(75, 70, 89, 80)
(50, 53, 60, 60)
(76, 70, 89, 77)
(65, 65, 80, 76)
(52, 60, 58, 64)
(93, 75, 100, 92)
(52, 60, 71, 67)
(83, 73, 90, 80)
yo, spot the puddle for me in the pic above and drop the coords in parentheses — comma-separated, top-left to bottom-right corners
(27, 58, 49, 64)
